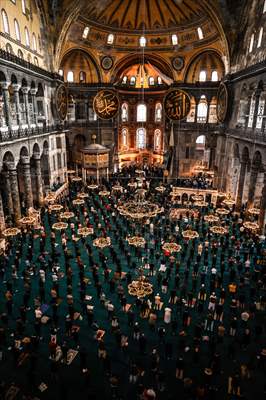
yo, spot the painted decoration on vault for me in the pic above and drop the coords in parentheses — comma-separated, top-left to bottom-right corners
(93, 90, 119, 120)
(55, 84, 68, 121)
(217, 82, 228, 122)
(164, 89, 191, 121)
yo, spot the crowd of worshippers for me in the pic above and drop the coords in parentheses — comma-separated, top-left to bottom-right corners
(175, 174, 213, 190)
(0, 175, 265, 399)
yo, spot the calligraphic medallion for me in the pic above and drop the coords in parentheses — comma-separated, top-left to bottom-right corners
(164, 89, 191, 121)
(93, 90, 119, 120)
(55, 84, 68, 121)
(216, 82, 228, 123)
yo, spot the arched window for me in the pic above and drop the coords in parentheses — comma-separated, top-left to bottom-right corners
(137, 104, 147, 122)
(130, 76, 136, 86)
(59, 69, 64, 77)
(154, 129, 161, 151)
(257, 27, 263, 48)
(197, 27, 204, 40)
(79, 71, 86, 82)
(32, 33, 37, 51)
(171, 34, 178, 45)
(25, 27, 30, 47)
(155, 102, 162, 122)
(199, 70, 207, 82)
(157, 76, 162, 85)
(14, 19, 21, 41)
(136, 128, 146, 149)
(121, 128, 128, 148)
(107, 33, 114, 44)
(149, 77, 155, 86)
(18, 49, 24, 59)
(2, 9, 10, 34)
(121, 103, 128, 122)
(67, 71, 74, 82)
(82, 26, 90, 39)
(256, 96, 265, 129)
(139, 36, 146, 47)
(6, 43, 13, 54)
(249, 34, 254, 53)
(122, 76, 127, 84)
(197, 95, 208, 123)
(248, 94, 256, 128)
(211, 70, 218, 82)
(196, 135, 206, 150)
(22, 0, 26, 14)
(34, 57, 38, 66)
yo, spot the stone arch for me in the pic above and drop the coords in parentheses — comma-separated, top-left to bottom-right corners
(0, 71, 7, 82)
(32, 142, 41, 156)
(19, 146, 29, 158)
(10, 74, 17, 84)
(2, 151, 15, 164)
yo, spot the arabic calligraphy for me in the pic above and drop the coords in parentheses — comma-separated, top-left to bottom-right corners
(55, 84, 68, 121)
(164, 89, 191, 121)
(217, 82, 228, 122)
(93, 90, 119, 120)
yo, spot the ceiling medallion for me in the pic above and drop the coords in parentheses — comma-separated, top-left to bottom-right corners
(93, 89, 119, 120)
(55, 84, 68, 121)
(216, 82, 228, 123)
(164, 89, 191, 121)
(101, 56, 114, 71)
(172, 56, 184, 71)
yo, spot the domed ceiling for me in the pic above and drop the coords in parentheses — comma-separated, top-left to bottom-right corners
(82, 0, 206, 33)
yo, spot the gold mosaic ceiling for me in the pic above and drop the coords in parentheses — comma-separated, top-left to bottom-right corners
(82, 0, 206, 33)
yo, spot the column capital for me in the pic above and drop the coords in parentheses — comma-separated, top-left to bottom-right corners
(5, 161, 16, 171)
(0, 82, 11, 90)
(30, 88, 38, 95)
(20, 155, 31, 165)
(11, 84, 21, 92)
(21, 86, 30, 94)
(32, 153, 41, 161)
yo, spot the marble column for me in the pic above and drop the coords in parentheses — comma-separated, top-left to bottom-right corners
(252, 91, 261, 130)
(6, 163, 21, 221)
(236, 161, 247, 210)
(21, 156, 33, 209)
(3, 171, 13, 215)
(0, 193, 6, 232)
(11, 84, 22, 127)
(0, 81, 11, 129)
(259, 174, 266, 233)
(21, 87, 30, 126)
(247, 167, 259, 208)
(30, 88, 38, 125)
(33, 154, 44, 205)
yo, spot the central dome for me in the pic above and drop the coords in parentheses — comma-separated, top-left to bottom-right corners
(82, 0, 205, 33)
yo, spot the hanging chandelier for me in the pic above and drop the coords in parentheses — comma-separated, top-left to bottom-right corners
(128, 268, 153, 298)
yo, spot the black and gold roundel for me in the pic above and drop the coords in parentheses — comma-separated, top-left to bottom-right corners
(55, 84, 68, 121)
(216, 82, 228, 123)
(93, 90, 119, 120)
(164, 89, 191, 121)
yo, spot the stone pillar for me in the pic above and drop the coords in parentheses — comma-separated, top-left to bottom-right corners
(258, 174, 266, 233)
(33, 154, 44, 205)
(3, 171, 13, 216)
(247, 167, 259, 208)
(0, 193, 6, 232)
(0, 81, 11, 129)
(20, 156, 33, 209)
(6, 163, 21, 221)
(11, 84, 22, 127)
(252, 90, 261, 130)
(236, 161, 247, 210)
(21, 87, 30, 126)
(30, 88, 38, 125)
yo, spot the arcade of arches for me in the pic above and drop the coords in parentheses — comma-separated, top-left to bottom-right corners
(0, 0, 266, 399)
